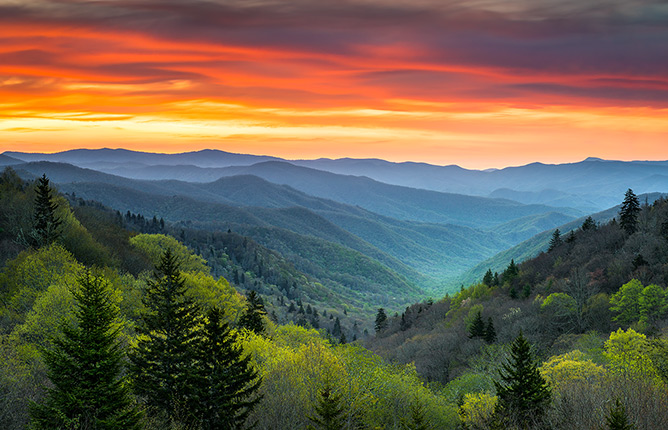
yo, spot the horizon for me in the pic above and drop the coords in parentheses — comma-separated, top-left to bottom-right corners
(2, 0, 667, 169)
(3, 146, 668, 171)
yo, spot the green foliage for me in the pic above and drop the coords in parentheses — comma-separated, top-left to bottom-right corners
(129, 249, 203, 426)
(605, 399, 636, 430)
(30, 175, 62, 248)
(494, 332, 551, 427)
(639, 284, 666, 324)
(459, 392, 497, 429)
(195, 306, 262, 430)
(484, 318, 496, 344)
(375, 308, 388, 333)
(581, 216, 597, 232)
(307, 382, 345, 430)
(619, 189, 640, 235)
(603, 328, 661, 382)
(129, 234, 209, 274)
(29, 271, 141, 429)
(610, 280, 643, 325)
(238, 290, 267, 335)
(548, 229, 562, 252)
(539, 350, 605, 389)
(468, 311, 485, 339)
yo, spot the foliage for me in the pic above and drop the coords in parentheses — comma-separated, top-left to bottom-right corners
(548, 229, 562, 252)
(605, 399, 636, 430)
(195, 306, 262, 430)
(30, 175, 62, 248)
(619, 189, 640, 235)
(494, 332, 551, 427)
(459, 392, 497, 429)
(129, 249, 203, 426)
(603, 328, 661, 382)
(468, 311, 485, 339)
(375, 308, 388, 333)
(539, 350, 605, 388)
(307, 381, 345, 430)
(609, 280, 643, 325)
(29, 271, 141, 429)
(239, 290, 267, 335)
(129, 234, 209, 274)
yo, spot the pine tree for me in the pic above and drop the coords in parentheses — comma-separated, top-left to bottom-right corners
(238, 290, 267, 335)
(129, 249, 202, 426)
(195, 306, 262, 430)
(482, 269, 494, 286)
(605, 399, 635, 430)
(494, 332, 551, 427)
(468, 311, 486, 339)
(30, 271, 141, 429)
(375, 308, 388, 333)
(502, 260, 519, 284)
(31, 174, 62, 247)
(484, 317, 497, 344)
(307, 383, 345, 430)
(581, 216, 597, 231)
(548, 229, 562, 252)
(619, 188, 640, 235)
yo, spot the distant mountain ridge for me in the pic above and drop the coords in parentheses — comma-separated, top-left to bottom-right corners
(6, 149, 668, 211)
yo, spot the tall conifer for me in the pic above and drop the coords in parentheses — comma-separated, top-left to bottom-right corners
(619, 189, 640, 235)
(30, 271, 141, 429)
(129, 249, 202, 426)
(238, 290, 267, 335)
(31, 174, 62, 247)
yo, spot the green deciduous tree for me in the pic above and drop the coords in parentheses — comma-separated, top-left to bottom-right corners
(29, 271, 141, 429)
(238, 290, 267, 335)
(129, 248, 202, 426)
(195, 306, 262, 430)
(31, 175, 62, 247)
(493, 332, 551, 428)
(610, 279, 643, 325)
(619, 189, 640, 235)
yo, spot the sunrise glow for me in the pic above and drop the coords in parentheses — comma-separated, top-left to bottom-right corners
(1, 0, 667, 168)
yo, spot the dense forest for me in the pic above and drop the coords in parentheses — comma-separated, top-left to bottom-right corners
(2, 168, 668, 429)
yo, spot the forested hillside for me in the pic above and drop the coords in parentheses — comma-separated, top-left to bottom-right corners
(366, 190, 668, 428)
(3, 169, 668, 429)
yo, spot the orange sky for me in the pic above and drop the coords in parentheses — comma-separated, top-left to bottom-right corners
(1, 0, 667, 169)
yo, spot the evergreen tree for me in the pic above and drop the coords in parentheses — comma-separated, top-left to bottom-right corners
(482, 269, 494, 286)
(332, 317, 342, 338)
(494, 332, 551, 428)
(548, 229, 562, 252)
(238, 290, 267, 335)
(484, 317, 497, 344)
(565, 230, 576, 244)
(468, 311, 486, 339)
(307, 383, 345, 430)
(195, 306, 262, 430)
(581, 216, 597, 231)
(31, 174, 62, 247)
(619, 188, 640, 235)
(30, 271, 141, 429)
(605, 399, 635, 430)
(129, 249, 202, 426)
(375, 308, 388, 333)
(402, 398, 430, 430)
(502, 260, 519, 284)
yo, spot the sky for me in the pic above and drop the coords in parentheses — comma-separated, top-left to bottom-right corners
(1, 0, 667, 169)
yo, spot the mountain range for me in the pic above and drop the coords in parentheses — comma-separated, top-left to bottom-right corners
(4, 148, 668, 294)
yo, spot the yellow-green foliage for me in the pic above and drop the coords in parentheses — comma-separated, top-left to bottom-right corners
(0, 244, 83, 324)
(540, 350, 605, 388)
(240, 324, 458, 429)
(129, 234, 209, 274)
(182, 271, 244, 323)
(604, 328, 662, 383)
(459, 392, 497, 427)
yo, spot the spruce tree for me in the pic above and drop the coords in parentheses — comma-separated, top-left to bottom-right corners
(30, 271, 141, 429)
(619, 188, 640, 235)
(484, 317, 497, 344)
(468, 311, 486, 339)
(402, 398, 430, 430)
(129, 248, 202, 426)
(606, 399, 635, 430)
(494, 332, 551, 428)
(31, 174, 62, 247)
(195, 306, 262, 430)
(548, 229, 562, 252)
(238, 290, 267, 335)
(482, 269, 494, 286)
(375, 308, 388, 333)
(307, 383, 345, 430)
(581, 216, 597, 231)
